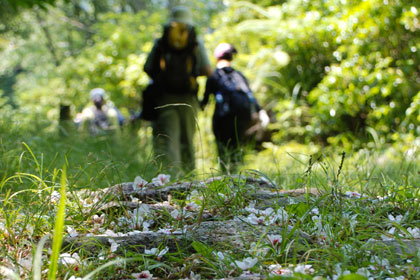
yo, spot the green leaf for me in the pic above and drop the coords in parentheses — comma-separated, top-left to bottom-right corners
(338, 274, 368, 280)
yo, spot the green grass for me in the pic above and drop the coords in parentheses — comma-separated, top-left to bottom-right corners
(0, 119, 419, 279)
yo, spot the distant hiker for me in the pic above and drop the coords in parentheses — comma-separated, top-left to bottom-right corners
(200, 43, 269, 171)
(143, 6, 212, 175)
(76, 88, 122, 136)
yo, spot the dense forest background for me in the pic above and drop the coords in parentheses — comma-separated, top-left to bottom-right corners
(1, 0, 419, 173)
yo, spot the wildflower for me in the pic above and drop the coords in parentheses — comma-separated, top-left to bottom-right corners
(188, 271, 201, 280)
(92, 213, 106, 233)
(157, 228, 172, 234)
(92, 214, 105, 226)
(246, 213, 265, 225)
(268, 264, 293, 276)
(50, 191, 61, 204)
(356, 267, 371, 278)
(345, 191, 362, 199)
(407, 227, 420, 238)
(388, 214, 403, 224)
(144, 246, 169, 258)
(151, 174, 171, 186)
(142, 221, 152, 232)
(381, 227, 396, 241)
(234, 257, 258, 270)
(134, 176, 148, 189)
(310, 207, 320, 215)
(68, 276, 83, 280)
(130, 196, 140, 203)
(132, 270, 153, 279)
(269, 208, 288, 225)
(215, 251, 225, 261)
(108, 239, 119, 253)
(267, 234, 282, 246)
(66, 226, 79, 238)
(184, 201, 200, 211)
(170, 209, 181, 220)
(294, 264, 315, 274)
(58, 252, 80, 266)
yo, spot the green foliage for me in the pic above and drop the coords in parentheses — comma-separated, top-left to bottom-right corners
(207, 0, 420, 148)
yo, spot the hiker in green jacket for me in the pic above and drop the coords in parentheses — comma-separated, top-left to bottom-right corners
(144, 6, 212, 176)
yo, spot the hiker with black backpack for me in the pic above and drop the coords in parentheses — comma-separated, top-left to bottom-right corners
(143, 6, 212, 175)
(200, 43, 269, 172)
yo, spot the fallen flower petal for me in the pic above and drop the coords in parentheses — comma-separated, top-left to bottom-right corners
(235, 257, 258, 270)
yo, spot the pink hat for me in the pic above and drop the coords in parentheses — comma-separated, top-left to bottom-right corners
(213, 43, 237, 60)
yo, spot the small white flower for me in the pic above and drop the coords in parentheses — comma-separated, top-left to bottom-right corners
(294, 264, 315, 274)
(144, 246, 169, 258)
(157, 228, 172, 234)
(381, 227, 397, 241)
(50, 191, 61, 204)
(268, 264, 293, 276)
(144, 248, 158, 255)
(184, 201, 200, 211)
(132, 270, 153, 279)
(215, 251, 225, 261)
(157, 246, 169, 258)
(92, 214, 105, 226)
(151, 174, 171, 186)
(58, 252, 80, 266)
(234, 257, 258, 270)
(108, 239, 119, 253)
(269, 208, 289, 225)
(345, 191, 362, 199)
(246, 213, 265, 225)
(311, 207, 320, 215)
(68, 276, 83, 280)
(267, 234, 282, 246)
(66, 226, 79, 238)
(170, 209, 181, 220)
(188, 271, 201, 280)
(407, 227, 420, 238)
(388, 214, 403, 224)
(134, 176, 148, 189)
(356, 267, 371, 278)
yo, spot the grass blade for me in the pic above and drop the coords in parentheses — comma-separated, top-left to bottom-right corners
(48, 167, 67, 280)
(33, 234, 50, 280)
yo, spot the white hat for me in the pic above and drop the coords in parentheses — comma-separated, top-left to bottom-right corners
(90, 88, 106, 100)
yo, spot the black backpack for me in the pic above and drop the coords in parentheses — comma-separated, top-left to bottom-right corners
(154, 24, 198, 94)
(213, 68, 257, 121)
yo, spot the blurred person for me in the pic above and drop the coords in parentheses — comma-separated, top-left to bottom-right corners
(143, 6, 212, 175)
(76, 88, 122, 136)
(200, 43, 269, 172)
